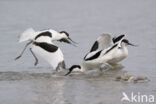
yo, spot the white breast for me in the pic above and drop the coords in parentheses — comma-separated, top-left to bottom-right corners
(31, 42, 64, 70)
(107, 46, 128, 64)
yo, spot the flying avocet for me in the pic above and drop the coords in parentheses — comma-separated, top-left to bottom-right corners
(15, 28, 76, 71)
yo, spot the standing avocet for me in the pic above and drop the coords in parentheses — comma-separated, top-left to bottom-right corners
(90, 34, 136, 65)
(65, 34, 136, 75)
(15, 28, 76, 71)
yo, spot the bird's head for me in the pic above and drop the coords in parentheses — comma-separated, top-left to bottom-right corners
(122, 39, 137, 47)
(65, 65, 81, 76)
(59, 31, 77, 46)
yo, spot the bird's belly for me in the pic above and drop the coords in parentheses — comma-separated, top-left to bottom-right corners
(108, 51, 128, 64)
(31, 45, 64, 69)
(108, 56, 125, 64)
(84, 59, 103, 70)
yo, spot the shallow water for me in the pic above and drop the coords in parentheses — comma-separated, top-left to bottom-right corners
(0, 0, 156, 104)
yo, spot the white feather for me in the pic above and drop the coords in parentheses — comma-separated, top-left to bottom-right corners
(117, 37, 124, 48)
(84, 50, 100, 60)
(71, 34, 129, 73)
(18, 28, 36, 43)
(31, 42, 64, 70)
(97, 33, 114, 50)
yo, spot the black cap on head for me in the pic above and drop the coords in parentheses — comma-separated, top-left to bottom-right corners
(122, 39, 137, 46)
(64, 65, 81, 76)
(60, 31, 77, 45)
(122, 39, 129, 43)
(59, 38, 71, 44)
(60, 31, 69, 37)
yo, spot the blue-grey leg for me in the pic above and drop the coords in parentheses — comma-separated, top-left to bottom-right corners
(61, 61, 66, 69)
(29, 48, 38, 66)
(15, 41, 32, 60)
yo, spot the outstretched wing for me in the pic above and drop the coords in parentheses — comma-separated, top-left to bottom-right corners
(18, 28, 36, 43)
(90, 34, 113, 52)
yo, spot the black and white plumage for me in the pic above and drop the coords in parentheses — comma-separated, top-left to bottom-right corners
(82, 34, 126, 69)
(90, 33, 125, 52)
(31, 41, 65, 71)
(65, 34, 136, 75)
(88, 34, 136, 65)
(90, 34, 114, 52)
(15, 28, 76, 71)
(18, 28, 76, 44)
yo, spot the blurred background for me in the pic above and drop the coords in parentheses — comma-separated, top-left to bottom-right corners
(0, 0, 156, 104)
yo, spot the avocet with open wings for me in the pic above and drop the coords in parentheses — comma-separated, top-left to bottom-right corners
(65, 34, 136, 75)
(15, 28, 77, 71)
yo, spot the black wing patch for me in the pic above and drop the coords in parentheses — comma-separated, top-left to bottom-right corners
(90, 41, 99, 52)
(113, 34, 125, 43)
(104, 44, 118, 55)
(35, 31, 52, 40)
(84, 50, 102, 61)
(33, 42, 58, 53)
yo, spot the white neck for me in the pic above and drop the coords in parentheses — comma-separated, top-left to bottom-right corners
(49, 29, 64, 41)
(121, 42, 128, 49)
(121, 43, 129, 56)
(35, 37, 52, 43)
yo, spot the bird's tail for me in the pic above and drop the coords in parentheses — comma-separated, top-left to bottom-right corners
(18, 28, 36, 43)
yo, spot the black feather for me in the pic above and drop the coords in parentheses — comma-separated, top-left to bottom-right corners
(33, 42, 58, 53)
(84, 50, 102, 61)
(35, 31, 52, 40)
(113, 34, 125, 43)
(90, 41, 99, 52)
